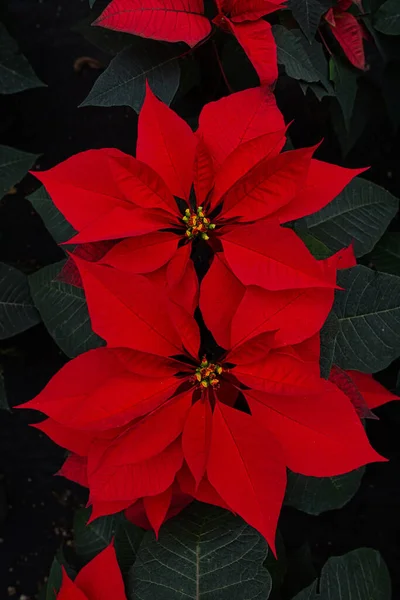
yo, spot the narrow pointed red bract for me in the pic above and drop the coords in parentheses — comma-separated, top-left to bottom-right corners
(200, 253, 245, 349)
(325, 7, 366, 70)
(58, 455, 88, 487)
(75, 544, 126, 600)
(197, 87, 285, 168)
(221, 222, 336, 290)
(207, 402, 286, 553)
(57, 544, 126, 600)
(228, 19, 278, 85)
(100, 232, 179, 274)
(182, 397, 212, 487)
(344, 371, 399, 409)
(137, 83, 197, 200)
(74, 257, 183, 356)
(274, 160, 367, 223)
(246, 383, 385, 477)
(221, 145, 317, 222)
(329, 365, 377, 419)
(144, 486, 173, 536)
(94, 0, 211, 47)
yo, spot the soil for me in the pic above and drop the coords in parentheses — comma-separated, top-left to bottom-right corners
(0, 1, 400, 599)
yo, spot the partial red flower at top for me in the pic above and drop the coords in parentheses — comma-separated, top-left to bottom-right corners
(23, 257, 386, 553)
(57, 543, 126, 600)
(323, 0, 366, 70)
(33, 85, 364, 300)
(93, 0, 285, 84)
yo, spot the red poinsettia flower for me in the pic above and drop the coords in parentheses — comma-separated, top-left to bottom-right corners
(57, 543, 126, 600)
(23, 257, 385, 553)
(33, 85, 365, 298)
(324, 0, 366, 70)
(93, 0, 285, 84)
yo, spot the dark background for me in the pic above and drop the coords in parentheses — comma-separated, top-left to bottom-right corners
(0, 1, 400, 598)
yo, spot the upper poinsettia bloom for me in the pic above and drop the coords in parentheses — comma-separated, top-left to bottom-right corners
(323, 0, 366, 70)
(93, 0, 285, 84)
(33, 85, 365, 295)
(57, 543, 126, 600)
(23, 258, 385, 553)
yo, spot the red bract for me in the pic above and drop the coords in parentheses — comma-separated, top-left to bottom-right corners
(93, 0, 285, 84)
(57, 543, 126, 600)
(324, 0, 366, 70)
(33, 85, 364, 295)
(23, 258, 385, 553)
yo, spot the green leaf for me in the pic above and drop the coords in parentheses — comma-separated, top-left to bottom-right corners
(45, 557, 62, 600)
(27, 186, 75, 244)
(273, 26, 320, 82)
(297, 232, 332, 260)
(334, 265, 400, 372)
(0, 145, 38, 198)
(374, 0, 400, 35)
(302, 178, 399, 257)
(330, 57, 359, 132)
(368, 232, 400, 276)
(0, 262, 40, 339)
(296, 548, 391, 599)
(0, 373, 9, 411)
(74, 508, 115, 564)
(81, 39, 182, 112)
(285, 468, 364, 515)
(89, 0, 97, 6)
(115, 518, 144, 575)
(292, 581, 318, 600)
(320, 312, 340, 379)
(288, 0, 332, 42)
(0, 22, 45, 94)
(29, 261, 104, 358)
(129, 503, 272, 600)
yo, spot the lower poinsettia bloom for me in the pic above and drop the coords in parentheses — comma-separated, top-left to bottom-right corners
(57, 543, 126, 600)
(22, 260, 385, 553)
(324, 0, 366, 70)
(32, 84, 365, 296)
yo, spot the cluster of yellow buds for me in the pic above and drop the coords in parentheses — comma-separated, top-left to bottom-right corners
(182, 207, 216, 240)
(194, 357, 223, 389)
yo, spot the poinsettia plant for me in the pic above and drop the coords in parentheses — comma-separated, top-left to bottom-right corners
(1, 1, 400, 599)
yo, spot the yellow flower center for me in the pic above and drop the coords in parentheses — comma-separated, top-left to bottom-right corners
(182, 207, 215, 240)
(194, 357, 223, 389)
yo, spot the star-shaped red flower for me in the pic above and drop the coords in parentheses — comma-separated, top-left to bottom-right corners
(23, 257, 385, 553)
(33, 85, 364, 300)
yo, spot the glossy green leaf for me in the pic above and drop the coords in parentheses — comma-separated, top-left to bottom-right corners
(273, 26, 320, 83)
(0, 145, 38, 198)
(334, 265, 400, 372)
(28, 186, 75, 244)
(129, 503, 272, 600)
(330, 58, 359, 132)
(29, 261, 104, 358)
(0, 23, 45, 94)
(81, 39, 182, 112)
(288, 0, 333, 42)
(45, 557, 62, 600)
(0, 262, 40, 339)
(374, 0, 400, 35)
(115, 518, 144, 575)
(294, 548, 391, 599)
(74, 508, 115, 564)
(303, 178, 399, 257)
(285, 468, 364, 515)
